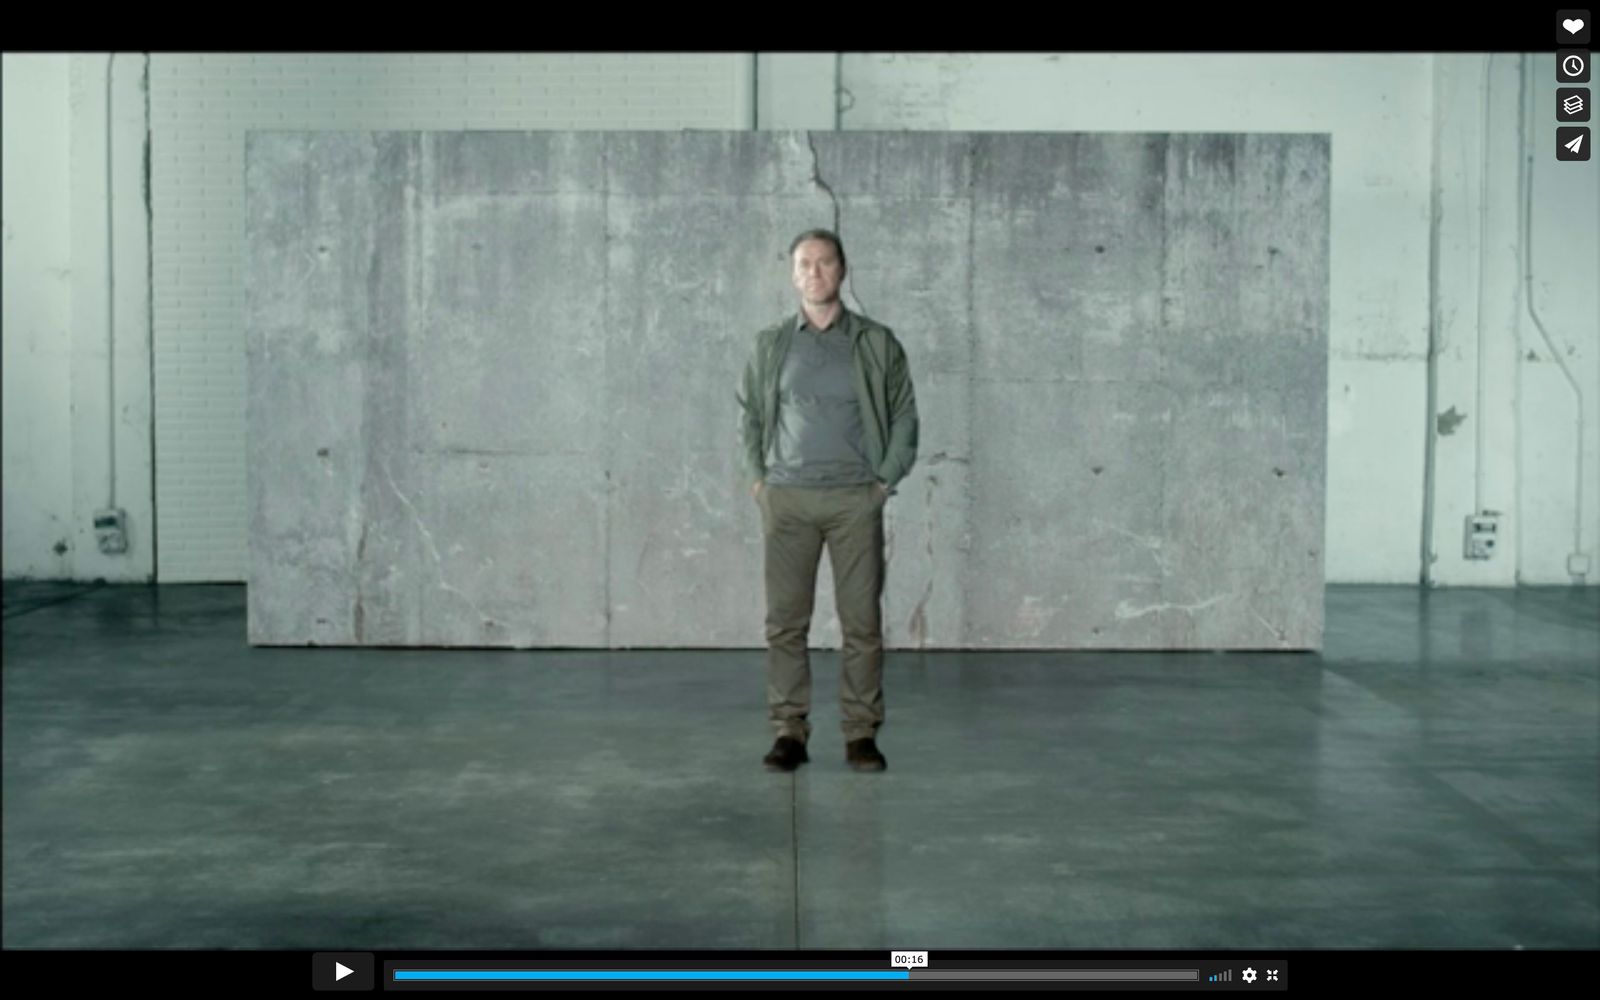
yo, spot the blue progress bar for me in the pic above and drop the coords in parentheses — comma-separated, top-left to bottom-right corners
(394, 971, 912, 982)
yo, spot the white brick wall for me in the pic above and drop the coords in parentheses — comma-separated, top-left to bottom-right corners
(150, 54, 750, 581)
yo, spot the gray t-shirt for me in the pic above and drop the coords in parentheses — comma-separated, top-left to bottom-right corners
(763, 314, 876, 488)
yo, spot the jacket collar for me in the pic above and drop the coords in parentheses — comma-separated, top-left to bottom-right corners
(795, 305, 855, 336)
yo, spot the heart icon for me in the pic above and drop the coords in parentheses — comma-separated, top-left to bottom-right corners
(1564, 18, 1585, 33)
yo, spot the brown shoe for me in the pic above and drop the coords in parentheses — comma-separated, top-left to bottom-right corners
(846, 738, 887, 772)
(763, 736, 809, 772)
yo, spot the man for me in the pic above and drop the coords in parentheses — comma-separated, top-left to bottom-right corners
(736, 229, 918, 773)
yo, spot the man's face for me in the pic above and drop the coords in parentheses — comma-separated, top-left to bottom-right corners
(791, 239, 844, 306)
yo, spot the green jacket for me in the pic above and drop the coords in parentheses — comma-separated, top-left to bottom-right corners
(737, 309, 919, 495)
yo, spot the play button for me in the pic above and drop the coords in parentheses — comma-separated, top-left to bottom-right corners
(314, 953, 374, 990)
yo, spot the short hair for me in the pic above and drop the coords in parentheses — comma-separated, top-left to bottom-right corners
(789, 229, 847, 272)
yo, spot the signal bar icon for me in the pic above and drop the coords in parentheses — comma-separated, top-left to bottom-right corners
(1209, 969, 1233, 982)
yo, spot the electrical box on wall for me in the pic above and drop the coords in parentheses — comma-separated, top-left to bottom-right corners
(94, 509, 128, 554)
(1464, 512, 1500, 560)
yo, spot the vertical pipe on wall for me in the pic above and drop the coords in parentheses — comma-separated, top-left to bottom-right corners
(1474, 54, 1490, 515)
(735, 53, 757, 133)
(143, 53, 157, 581)
(1421, 57, 1443, 586)
(106, 52, 117, 509)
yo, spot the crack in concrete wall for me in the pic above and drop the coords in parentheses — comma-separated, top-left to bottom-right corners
(382, 457, 489, 628)
(803, 131, 867, 315)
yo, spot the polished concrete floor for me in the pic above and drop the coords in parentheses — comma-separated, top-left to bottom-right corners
(3, 581, 1596, 950)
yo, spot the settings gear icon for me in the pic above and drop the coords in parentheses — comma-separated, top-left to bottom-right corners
(1243, 968, 1258, 984)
